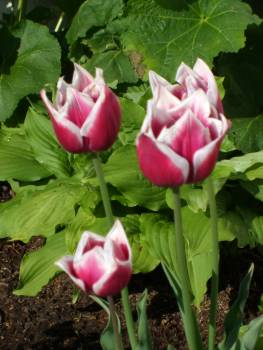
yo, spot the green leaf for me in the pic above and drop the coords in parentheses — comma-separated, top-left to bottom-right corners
(136, 290, 153, 350)
(0, 127, 50, 181)
(238, 316, 263, 350)
(14, 231, 68, 296)
(122, 215, 160, 274)
(24, 108, 71, 178)
(228, 116, 263, 153)
(0, 20, 60, 121)
(241, 181, 263, 202)
(66, 0, 123, 44)
(103, 145, 166, 211)
(140, 208, 235, 306)
(219, 264, 254, 350)
(120, 0, 260, 80)
(0, 180, 96, 242)
(84, 50, 138, 84)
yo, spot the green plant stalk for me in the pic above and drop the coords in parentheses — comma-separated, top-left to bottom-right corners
(54, 12, 65, 33)
(17, 0, 26, 21)
(92, 154, 138, 350)
(108, 296, 124, 350)
(206, 177, 219, 350)
(173, 188, 203, 350)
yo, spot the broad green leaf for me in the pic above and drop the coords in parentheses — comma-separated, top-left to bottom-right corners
(66, 0, 123, 44)
(136, 290, 153, 350)
(140, 208, 235, 306)
(122, 214, 160, 274)
(228, 116, 263, 153)
(241, 181, 263, 202)
(251, 216, 263, 245)
(116, 98, 145, 147)
(84, 50, 138, 84)
(120, 0, 260, 80)
(0, 20, 60, 121)
(0, 180, 96, 242)
(24, 108, 71, 178)
(14, 231, 68, 296)
(103, 145, 166, 211)
(219, 264, 254, 350)
(0, 128, 50, 181)
(238, 316, 263, 350)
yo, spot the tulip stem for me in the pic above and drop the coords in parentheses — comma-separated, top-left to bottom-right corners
(173, 188, 203, 350)
(108, 296, 124, 350)
(17, 0, 26, 21)
(206, 177, 219, 350)
(92, 154, 138, 350)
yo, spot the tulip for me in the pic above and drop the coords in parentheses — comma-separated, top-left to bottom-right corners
(40, 64, 121, 153)
(137, 59, 230, 187)
(56, 220, 132, 297)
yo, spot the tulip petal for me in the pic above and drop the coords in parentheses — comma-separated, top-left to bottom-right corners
(55, 256, 86, 291)
(72, 63, 94, 91)
(74, 246, 107, 290)
(40, 89, 84, 152)
(74, 232, 105, 261)
(106, 220, 131, 262)
(80, 85, 121, 151)
(193, 58, 220, 108)
(93, 263, 131, 297)
(56, 77, 68, 107)
(149, 70, 171, 95)
(158, 110, 211, 164)
(66, 87, 94, 128)
(193, 114, 229, 182)
(137, 133, 189, 187)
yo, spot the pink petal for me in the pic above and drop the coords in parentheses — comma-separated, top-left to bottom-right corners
(72, 63, 94, 91)
(106, 220, 131, 262)
(160, 110, 211, 164)
(193, 113, 229, 182)
(66, 88, 94, 128)
(74, 247, 107, 290)
(55, 256, 86, 292)
(193, 58, 222, 111)
(80, 85, 121, 152)
(40, 89, 84, 152)
(56, 77, 68, 107)
(74, 232, 105, 261)
(136, 133, 189, 187)
(93, 263, 132, 297)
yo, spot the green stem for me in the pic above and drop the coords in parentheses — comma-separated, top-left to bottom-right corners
(206, 177, 219, 350)
(92, 154, 138, 350)
(121, 288, 137, 350)
(173, 188, 203, 350)
(54, 12, 65, 32)
(17, 0, 26, 21)
(108, 296, 124, 350)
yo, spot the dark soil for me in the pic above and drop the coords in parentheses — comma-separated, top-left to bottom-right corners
(0, 182, 262, 350)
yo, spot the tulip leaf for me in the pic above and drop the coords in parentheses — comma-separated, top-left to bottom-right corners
(103, 145, 166, 211)
(119, 0, 260, 80)
(140, 208, 235, 306)
(0, 20, 60, 121)
(218, 264, 254, 350)
(66, 0, 123, 44)
(136, 289, 153, 350)
(238, 316, 263, 350)
(14, 231, 68, 296)
(0, 180, 97, 242)
(24, 108, 71, 178)
(0, 127, 51, 182)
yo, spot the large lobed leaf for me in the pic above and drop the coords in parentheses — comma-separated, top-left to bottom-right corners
(120, 0, 260, 79)
(0, 20, 61, 121)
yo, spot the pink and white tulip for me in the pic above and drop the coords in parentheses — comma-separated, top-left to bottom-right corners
(56, 220, 132, 297)
(40, 64, 121, 153)
(137, 59, 230, 187)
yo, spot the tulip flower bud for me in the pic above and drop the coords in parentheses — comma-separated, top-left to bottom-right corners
(137, 58, 230, 187)
(56, 220, 132, 297)
(40, 64, 121, 153)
